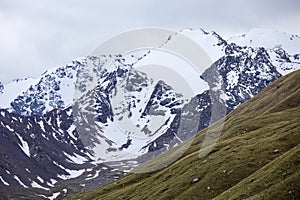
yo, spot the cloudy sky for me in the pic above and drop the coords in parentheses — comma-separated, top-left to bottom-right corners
(0, 0, 299, 83)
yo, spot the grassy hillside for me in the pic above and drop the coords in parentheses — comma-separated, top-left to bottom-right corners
(68, 69, 300, 200)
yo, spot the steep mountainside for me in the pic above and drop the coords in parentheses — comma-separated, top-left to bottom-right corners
(0, 107, 126, 199)
(0, 28, 299, 199)
(68, 69, 300, 200)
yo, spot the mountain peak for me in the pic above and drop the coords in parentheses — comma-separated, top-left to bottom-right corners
(182, 28, 227, 61)
(228, 28, 300, 54)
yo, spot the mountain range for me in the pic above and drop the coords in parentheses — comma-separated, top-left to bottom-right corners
(0, 28, 299, 199)
(68, 65, 300, 200)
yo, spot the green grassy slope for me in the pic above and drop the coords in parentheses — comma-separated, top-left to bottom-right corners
(68, 69, 300, 200)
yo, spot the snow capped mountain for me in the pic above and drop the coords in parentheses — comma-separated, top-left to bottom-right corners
(228, 28, 300, 54)
(1, 28, 299, 161)
(182, 28, 227, 61)
(1, 28, 299, 116)
(0, 28, 300, 199)
(267, 47, 300, 75)
(228, 28, 300, 76)
(204, 44, 282, 111)
(73, 55, 186, 162)
(72, 28, 299, 164)
(4, 60, 84, 116)
(137, 42, 295, 156)
(0, 78, 37, 108)
(1, 28, 299, 160)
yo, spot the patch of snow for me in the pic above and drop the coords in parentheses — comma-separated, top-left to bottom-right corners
(57, 168, 85, 180)
(36, 194, 48, 199)
(37, 176, 44, 183)
(14, 175, 28, 188)
(0, 176, 9, 186)
(15, 133, 30, 157)
(54, 160, 85, 180)
(59, 78, 75, 108)
(37, 120, 46, 132)
(47, 179, 57, 187)
(31, 181, 49, 190)
(63, 152, 88, 164)
(64, 169, 85, 179)
(0, 110, 5, 116)
(67, 125, 77, 140)
(50, 179, 57, 185)
(227, 71, 239, 89)
(5, 125, 14, 132)
(53, 161, 65, 169)
(48, 192, 60, 200)
(85, 170, 101, 180)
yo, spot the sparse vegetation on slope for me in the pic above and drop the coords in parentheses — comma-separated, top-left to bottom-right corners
(68, 69, 300, 200)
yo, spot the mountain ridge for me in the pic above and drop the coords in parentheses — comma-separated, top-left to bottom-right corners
(67, 68, 300, 200)
(0, 28, 299, 199)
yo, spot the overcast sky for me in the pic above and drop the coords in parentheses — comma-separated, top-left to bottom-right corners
(0, 0, 299, 83)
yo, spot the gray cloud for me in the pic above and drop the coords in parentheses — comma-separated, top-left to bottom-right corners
(0, 0, 299, 83)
